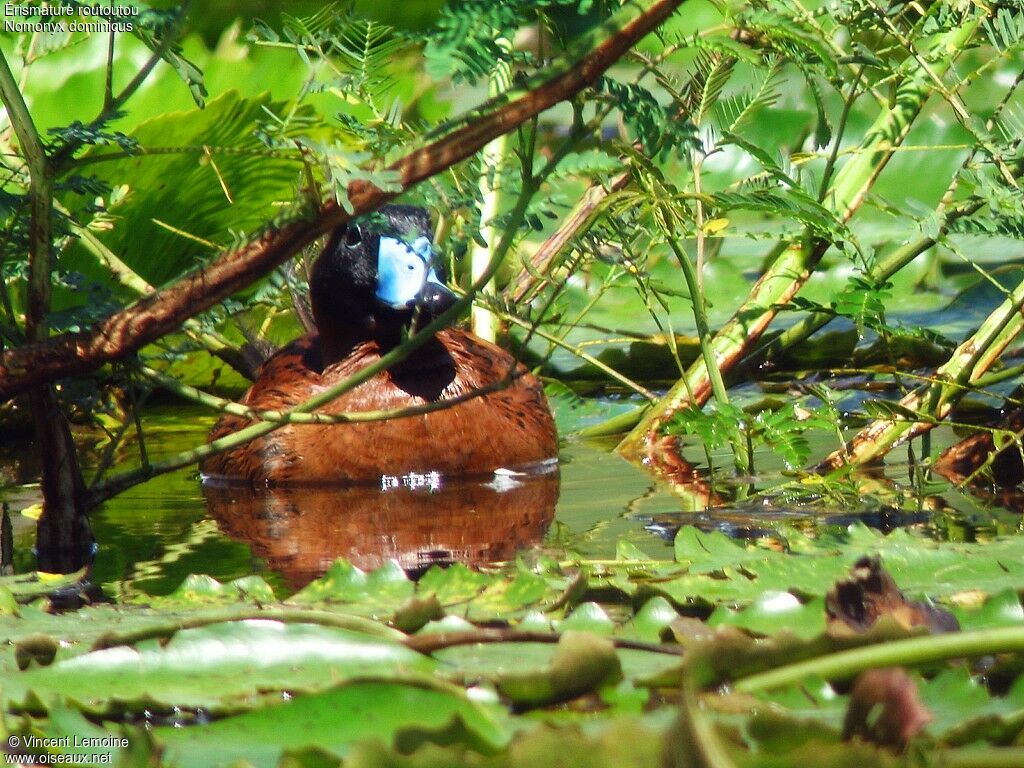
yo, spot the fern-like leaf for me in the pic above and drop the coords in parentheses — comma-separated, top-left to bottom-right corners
(715, 58, 783, 134)
(691, 51, 737, 125)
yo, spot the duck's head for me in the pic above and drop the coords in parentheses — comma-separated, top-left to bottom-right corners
(310, 205, 458, 354)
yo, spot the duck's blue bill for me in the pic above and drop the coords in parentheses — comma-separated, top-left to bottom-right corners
(375, 235, 448, 309)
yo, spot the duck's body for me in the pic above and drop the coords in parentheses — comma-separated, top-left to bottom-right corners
(203, 329, 556, 484)
(202, 206, 558, 486)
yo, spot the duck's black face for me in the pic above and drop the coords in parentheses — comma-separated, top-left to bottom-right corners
(310, 205, 458, 350)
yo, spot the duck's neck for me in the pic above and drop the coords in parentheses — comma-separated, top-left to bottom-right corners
(322, 331, 407, 362)
(313, 309, 456, 398)
(313, 306, 410, 366)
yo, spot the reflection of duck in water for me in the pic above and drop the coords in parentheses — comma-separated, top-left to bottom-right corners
(204, 475, 559, 586)
(201, 205, 558, 485)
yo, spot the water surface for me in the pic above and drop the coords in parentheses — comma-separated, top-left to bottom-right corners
(2, 403, 1019, 594)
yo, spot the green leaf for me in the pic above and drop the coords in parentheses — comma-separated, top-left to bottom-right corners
(673, 526, 757, 572)
(289, 560, 414, 616)
(561, 602, 615, 635)
(158, 574, 276, 605)
(495, 631, 622, 708)
(463, 570, 550, 621)
(1, 621, 433, 714)
(954, 589, 1024, 631)
(417, 562, 490, 606)
(154, 679, 510, 768)
(630, 597, 679, 643)
(709, 594, 827, 640)
(0, 569, 89, 604)
(61, 91, 312, 300)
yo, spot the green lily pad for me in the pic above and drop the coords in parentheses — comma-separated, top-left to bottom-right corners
(0, 569, 89, 604)
(288, 560, 414, 617)
(417, 563, 492, 605)
(155, 574, 277, 605)
(154, 679, 510, 768)
(1, 621, 432, 714)
(462, 571, 551, 621)
(651, 524, 1024, 607)
(496, 631, 622, 708)
(709, 594, 827, 640)
(560, 602, 615, 635)
(953, 589, 1024, 631)
(629, 597, 680, 643)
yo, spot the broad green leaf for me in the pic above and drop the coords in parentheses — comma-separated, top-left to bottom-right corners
(709, 594, 827, 640)
(289, 560, 414, 617)
(463, 571, 550, 621)
(1, 620, 432, 714)
(0, 569, 89, 603)
(417, 562, 491, 606)
(629, 597, 679, 643)
(954, 590, 1024, 631)
(496, 632, 622, 708)
(68, 91, 311, 285)
(155, 679, 510, 768)
(561, 602, 615, 635)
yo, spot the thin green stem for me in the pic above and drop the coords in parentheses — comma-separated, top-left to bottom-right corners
(498, 312, 657, 401)
(470, 36, 513, 343)
(137, 365, 517, 426)
(735, 626, 1024, 693)
(51, 21, 181, 170)
(817, 66, 865, 202)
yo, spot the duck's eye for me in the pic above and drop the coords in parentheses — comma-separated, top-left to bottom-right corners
(344, 227, 362, 247)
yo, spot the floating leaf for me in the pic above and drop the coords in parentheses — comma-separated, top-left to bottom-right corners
(155, 679, 510, 768)
(1, 621, 433, 714)
(496, 632, 622, 708)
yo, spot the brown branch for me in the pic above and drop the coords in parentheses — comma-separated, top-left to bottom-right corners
(404, 628, 683, 656)
(509, 169, 630, 303)
(0, 0, 687, 401)
(0, 52, 93, 561)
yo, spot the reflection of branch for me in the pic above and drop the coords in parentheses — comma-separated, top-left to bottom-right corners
(0, 0, 687, 401)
